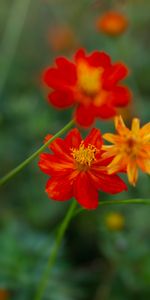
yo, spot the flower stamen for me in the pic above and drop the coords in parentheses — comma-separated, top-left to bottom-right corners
(71, 141, 97, 170)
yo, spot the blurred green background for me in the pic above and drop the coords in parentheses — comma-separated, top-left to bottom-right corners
(0, 0, 150, 299)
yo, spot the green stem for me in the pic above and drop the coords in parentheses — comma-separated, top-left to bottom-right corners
(0, 120, 74, 186)
(35, 200, 77, 300)
(34, 197, 149, 300)
(0, 0, 31, 96)
(74, 199, 150, 216)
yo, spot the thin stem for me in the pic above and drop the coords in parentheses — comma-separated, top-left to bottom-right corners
(34, 197, 150, 300)
(34, 200, 77, 300)
(74, 199, 150, 217)
(0, 0, 31, 97)
(0, 120, 74, 186)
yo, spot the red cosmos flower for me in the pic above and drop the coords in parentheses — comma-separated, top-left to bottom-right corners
(38, 128, 127, 209)
(43, 49, 131, 127)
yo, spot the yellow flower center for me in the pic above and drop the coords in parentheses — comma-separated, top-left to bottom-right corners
(71, 141, 97, 171)
(77, 61, 103, 96)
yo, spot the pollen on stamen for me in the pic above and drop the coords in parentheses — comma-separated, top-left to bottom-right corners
(71, 141, 97, 168)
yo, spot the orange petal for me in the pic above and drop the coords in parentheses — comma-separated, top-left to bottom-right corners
(131, 118, 140, 135)
(143, 135, 150, 142)
(140, 122, 150, 137)
(139, 145, 150, 158)
(102, 146, 119, 158)
(103, 133, 120, 144)
(137, 158, 150, 174)
(114, 115, 129, 135)
(107, 154, 124, 174)
(127, 160, 138, 186)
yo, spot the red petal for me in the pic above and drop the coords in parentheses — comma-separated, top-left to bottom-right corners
(95, 104, 116, 119)
(43, 67, 68, 90)
(110, 85, 132, 107)
(44, 135, 71, 158)
(65, 128, 82, 149)
(74, 173, 98, 209)
(88, 51, 111, 68)
(55, 57, 77, 85)
(39, 153, 54, 175)
(84, 128, 103, 149)
(89, 171, 127, 194)
(74, 48, 86, 62)
(103, 63, 129, 89)
(48, 90, 74, 108)
(94, 155, 114, 167)
(75, 104, 95, 127)
(46, 176, 73, 201)
(38, 153, 73, 176)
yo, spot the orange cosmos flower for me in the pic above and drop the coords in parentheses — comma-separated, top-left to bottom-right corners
(96, 11, 128, 36)
(102, 115, 150, 186)
(43, 48, 131, 127)
(48, 25, 78, 52)
(38, 128, 127, 209)
(0, 289, 9, 300)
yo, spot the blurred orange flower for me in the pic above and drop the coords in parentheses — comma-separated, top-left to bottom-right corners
(102, 115, 150, 186)
(48, 25, 78, 52)
(105, 212, 125, 231)
(96, 11, 128, 36)
(0, 289, 9, 300)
